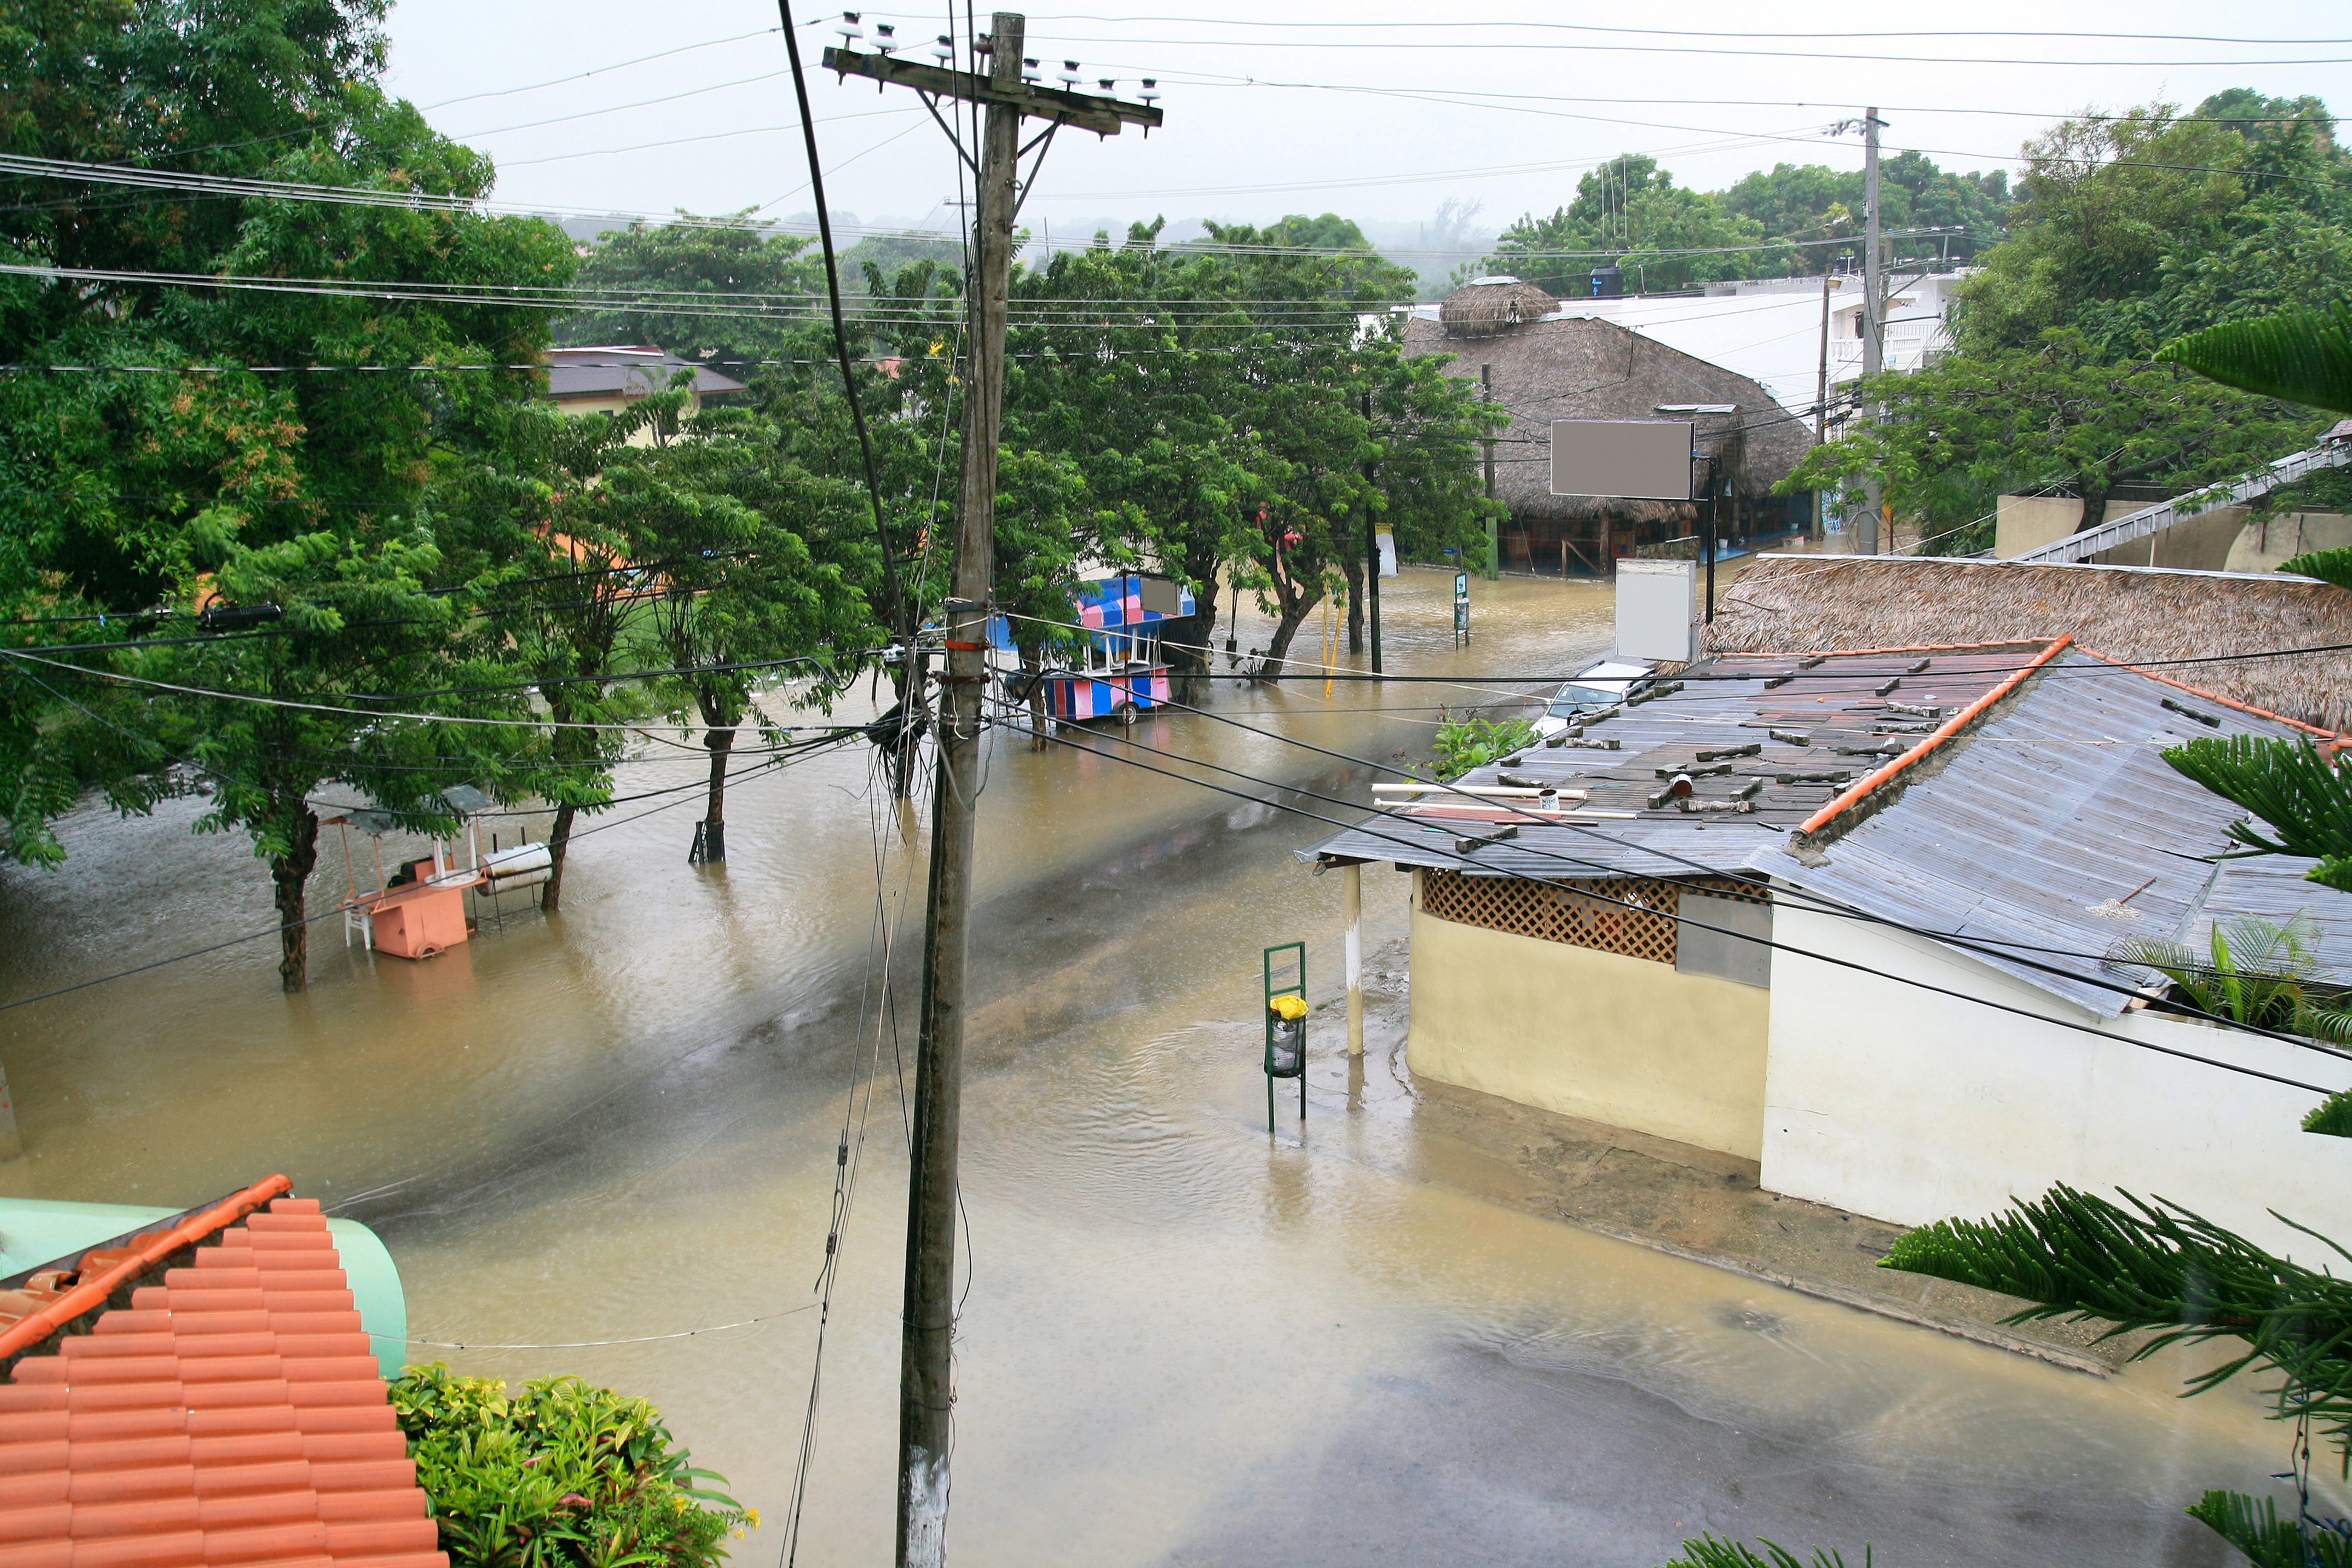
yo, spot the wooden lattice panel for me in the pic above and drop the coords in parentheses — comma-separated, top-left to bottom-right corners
(1420, 871, 1770, 964)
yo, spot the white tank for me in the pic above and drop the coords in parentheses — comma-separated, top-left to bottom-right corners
(480, 842, 552, 879)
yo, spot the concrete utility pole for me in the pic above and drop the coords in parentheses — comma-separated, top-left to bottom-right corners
(821, 22, 1160, 1567)
(1859, 106, 1885, 556)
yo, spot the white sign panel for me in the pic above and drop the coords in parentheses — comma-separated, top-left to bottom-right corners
(1615, 559, 1698, 663)
(1550, 419, 1695, 500)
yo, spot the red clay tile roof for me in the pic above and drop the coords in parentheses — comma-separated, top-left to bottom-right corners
(0, 1194, 446, 1568)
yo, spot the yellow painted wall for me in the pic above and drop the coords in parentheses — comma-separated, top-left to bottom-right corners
(549, 392, 700, 447)
(1408, 896, 1770, 1160)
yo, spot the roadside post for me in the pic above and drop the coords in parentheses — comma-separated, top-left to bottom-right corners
(1453, 571, 1470, 649)
(1343, 865, 1364, 1057)
(1263, 942, 1307, 1132)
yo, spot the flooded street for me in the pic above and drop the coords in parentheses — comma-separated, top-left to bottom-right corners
(0, 568, 2302, 1565)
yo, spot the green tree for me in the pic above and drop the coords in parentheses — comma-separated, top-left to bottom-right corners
(1488, 154, 1779, 296)
(1779, 328, 2325, 550)
(634, 403, 879, 850)
(1952, 105, 2253, 353)
(447, 398, 669, 915)
(560, 212, 823, 384)
(0, 0, 573, 993)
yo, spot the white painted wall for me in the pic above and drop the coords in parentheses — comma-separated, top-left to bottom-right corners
(1762, 902, 2352, 1262)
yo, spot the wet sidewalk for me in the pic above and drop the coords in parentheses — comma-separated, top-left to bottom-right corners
(1310, 938, 2131, 1377)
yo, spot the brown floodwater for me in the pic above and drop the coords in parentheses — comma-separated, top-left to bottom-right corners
(0, 568, 2313, 1566)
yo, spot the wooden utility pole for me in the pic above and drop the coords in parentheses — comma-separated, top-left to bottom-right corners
(1480, 362, 1499, 579)
(820, 23, 1159, 1567)
(1361, 388, 1383, 674)
(1859, 106, 1885, 556)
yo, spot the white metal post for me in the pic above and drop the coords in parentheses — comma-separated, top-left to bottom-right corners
(1344, 862, 1364, 1055)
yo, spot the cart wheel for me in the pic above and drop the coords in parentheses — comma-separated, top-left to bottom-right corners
(1114, 700, 1140, 726)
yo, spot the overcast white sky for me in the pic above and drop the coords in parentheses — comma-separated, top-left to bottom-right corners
(380, 1, 2352, 247)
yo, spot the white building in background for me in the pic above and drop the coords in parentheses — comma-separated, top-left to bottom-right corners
(1397, 269, 1974, 420)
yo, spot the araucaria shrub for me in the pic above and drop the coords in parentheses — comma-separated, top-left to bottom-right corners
(390, 1364, 752, 1568)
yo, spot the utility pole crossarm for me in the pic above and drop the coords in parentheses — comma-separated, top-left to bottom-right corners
(820, 47, 1163, 135)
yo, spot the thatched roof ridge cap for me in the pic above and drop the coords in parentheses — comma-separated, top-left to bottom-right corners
(1437, 278, 1563, 339)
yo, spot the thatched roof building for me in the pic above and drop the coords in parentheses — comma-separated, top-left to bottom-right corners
(1403, 288, 1815, 570)
(1707, 554, 2352, 733)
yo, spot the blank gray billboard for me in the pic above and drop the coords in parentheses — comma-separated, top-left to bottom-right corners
(1549, 419, 1695, 500)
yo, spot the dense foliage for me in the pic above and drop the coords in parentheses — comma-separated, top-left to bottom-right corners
(390, 1364, 750, 1568)
(1483, 148, 2010, 298)
(865, 219, 1502, 681)
(1779, 90, 2350, 553)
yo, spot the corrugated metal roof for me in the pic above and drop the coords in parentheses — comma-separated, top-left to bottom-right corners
(1298, 643, 2352, 1015)
(544, 345, 746, 400)
(1748, 650, 2336, 1015)
(1298, 643, 2044, 876)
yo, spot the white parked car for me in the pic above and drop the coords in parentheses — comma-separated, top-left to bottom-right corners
(1532, 659, 1653, 738)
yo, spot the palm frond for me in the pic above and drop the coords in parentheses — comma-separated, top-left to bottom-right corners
(2165, 734, 2352, 860)
(2306, 1091, 2352, 1138)
(2283, 546, 2352, 594)
(2158, 304, 2352, 416)
(1880, 1184, 2352, 1457)
(2187, 1489, 2352, 1567)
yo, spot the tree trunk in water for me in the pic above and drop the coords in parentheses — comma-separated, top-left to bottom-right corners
(271, 804, 319, 994)
(544, 800, 577, 912)
(1341, 554, 1364, 655)
(1259, 590, 1321, 682)
(698, 726, 734, 861)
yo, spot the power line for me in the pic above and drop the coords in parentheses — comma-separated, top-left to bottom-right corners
(1001, 29, 2352, 67)
(412, 25, 791, 111)
(1121, 682, 2317, 1019)
(1020, 16, 2352, 45)
(0, 642, 886, 708)
(1000, 609, 2352, 690)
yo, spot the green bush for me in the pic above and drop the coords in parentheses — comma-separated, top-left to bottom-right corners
(390, 1364, 751, 1568)
(1431, 714, 1538, 782)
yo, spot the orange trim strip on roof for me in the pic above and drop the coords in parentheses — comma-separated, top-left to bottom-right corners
(1720, 637, 2056, 660)
(2072, 644, 2347, 740)
(1797, 636, 2075, 835)
(0, 1172, 292, 1360)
